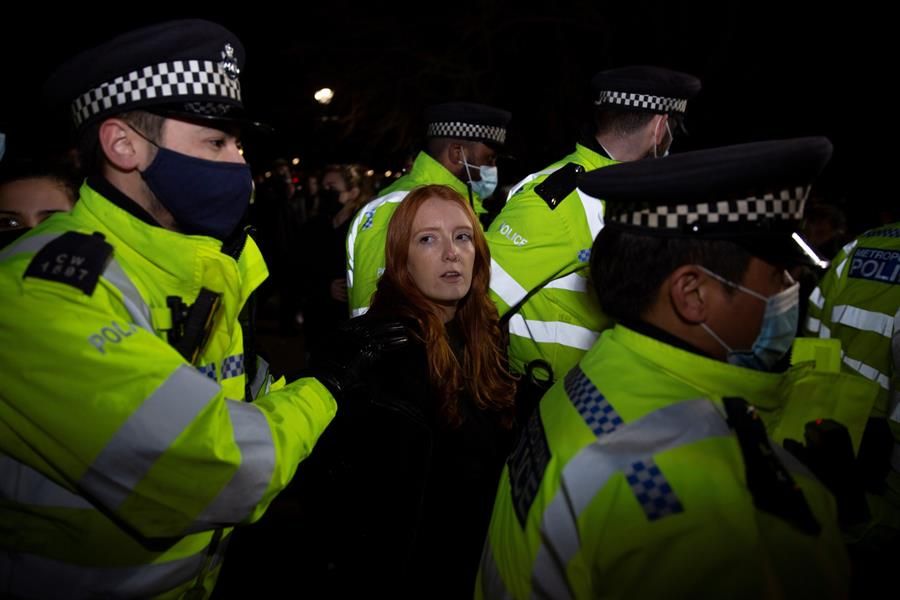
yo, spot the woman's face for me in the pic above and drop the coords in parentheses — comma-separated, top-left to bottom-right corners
(406, 197, 476, 320)
(0, 177, 74, 231)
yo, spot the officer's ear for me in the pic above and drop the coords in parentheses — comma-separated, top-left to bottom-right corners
(667, 264, 709, 324)
(652, 114, 669, 145)
(449, 142, 464, 165)
(98, 118, 148, 172)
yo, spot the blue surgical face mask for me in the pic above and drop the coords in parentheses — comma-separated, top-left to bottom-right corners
(135, 129, 252, 240)
(698, 266, 800, 371)
(461, 149, 498, 200)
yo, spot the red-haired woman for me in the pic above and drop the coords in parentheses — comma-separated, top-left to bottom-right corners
(299, 184, 517, 596)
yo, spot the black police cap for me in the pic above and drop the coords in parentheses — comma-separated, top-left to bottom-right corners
(592, 66, 701, 116)
(43, 19, 257, 130)
(578, 137, 834, 267)
(424, 102, 512, 146)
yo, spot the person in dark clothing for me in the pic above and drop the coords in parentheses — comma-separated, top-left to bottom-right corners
(250, 159, 308, 329)
(297, 164, 373, 361)
(299, 184, 517, 597)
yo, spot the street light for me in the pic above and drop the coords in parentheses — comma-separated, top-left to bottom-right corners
(314, 88, 334, 105)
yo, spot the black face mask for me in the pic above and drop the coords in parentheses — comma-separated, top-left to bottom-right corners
(318, 188, 343, 218)
(0, 227, 29, 249)
(140, 145, 253, 240)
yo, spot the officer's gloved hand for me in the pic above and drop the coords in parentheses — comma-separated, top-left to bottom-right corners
(783, 419, 870, 527)
(313, 318, 411, 402)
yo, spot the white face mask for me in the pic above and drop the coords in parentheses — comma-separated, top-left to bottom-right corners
(698, 266, 800, 371)
(461, 149, 498, 199)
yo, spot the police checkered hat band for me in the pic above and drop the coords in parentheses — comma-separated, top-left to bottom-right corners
(71, 59, 242, 127)
(608, 186, 810, 229)
(43, 20, 252, 129)
(426, 121, 507, 145)
(595, 90, 688, 115)
(581, 137, 831, 266)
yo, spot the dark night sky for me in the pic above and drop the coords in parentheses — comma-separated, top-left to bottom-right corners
(0, 2, 884, 230)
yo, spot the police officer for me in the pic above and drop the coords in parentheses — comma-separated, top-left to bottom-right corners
(486, 66, 700, 386)
(805, 221, 900, 580)
(0, 20, 403, 599)
(346, 101, 511, 316)
(477, 138, 879, 599)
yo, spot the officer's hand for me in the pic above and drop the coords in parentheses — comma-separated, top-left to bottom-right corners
(783, 419, 869, 526)
(313, 318, 411, 402)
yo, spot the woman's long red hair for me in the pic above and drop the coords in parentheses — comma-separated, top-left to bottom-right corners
(368, 184, 516, 428)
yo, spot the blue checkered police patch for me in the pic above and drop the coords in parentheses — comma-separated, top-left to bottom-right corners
(197, 364, 217, 380)
(625, 458, 684, 520)
(221, 354, 245, 379)
(564, 367, 623, 437)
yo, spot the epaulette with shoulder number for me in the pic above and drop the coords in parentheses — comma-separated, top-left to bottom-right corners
(534, 162, 584, 210)
(23, 231, 113, 295)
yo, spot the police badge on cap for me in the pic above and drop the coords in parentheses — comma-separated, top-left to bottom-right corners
(43, 19, 260, 130)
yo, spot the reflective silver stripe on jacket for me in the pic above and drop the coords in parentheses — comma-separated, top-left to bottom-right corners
(0, 233, 66, 262)
(79, 365, 221, 510)
(841, 353, 890, 390)
(479, 536, 515, 600)
(0, 455, 93, 509)
(191, 399, 275, 530)
(490, 258, 529, 309)
(576, 187, 604, 242)
(0, 535, 228, 599)
(508, 314, 600, 351)
(101, 259, 154, 332)
(808, 286, 825, 309)
(544, 273, 589, 293)
(830, 304, 894, 337)
(505, 167, 559, 201)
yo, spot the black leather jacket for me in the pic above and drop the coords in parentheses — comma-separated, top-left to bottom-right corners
(297, 314, 513, 597)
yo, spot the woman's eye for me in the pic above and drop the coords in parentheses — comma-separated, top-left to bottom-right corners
(0, 217, 22, 230)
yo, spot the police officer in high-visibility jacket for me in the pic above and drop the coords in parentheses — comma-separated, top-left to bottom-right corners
(346, 101, 511, 316)
(0, 20, 405, 599)
(486, 66, 700, 386)
(805, 222, 900, 573)
(477, 138, 880, 599)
